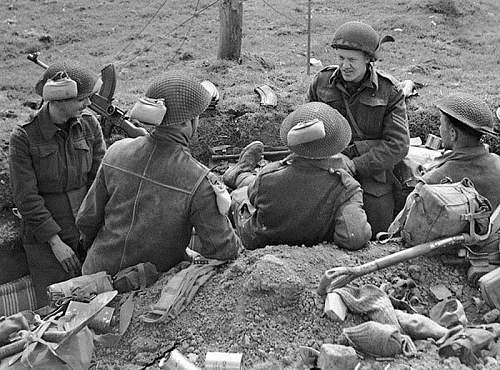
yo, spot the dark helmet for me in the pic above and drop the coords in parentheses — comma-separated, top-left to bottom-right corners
(436, 93, 498, 138)
(331, 21, 394, 61)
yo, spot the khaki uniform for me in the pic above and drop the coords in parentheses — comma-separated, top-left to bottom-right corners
(308, 65, 409, 234)
(9, 105, 106, 306)
(233, 155, 371, 250)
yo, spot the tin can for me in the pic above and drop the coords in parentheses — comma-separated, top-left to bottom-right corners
(425, 134, 442, 150)
(205, 352, 242, 370)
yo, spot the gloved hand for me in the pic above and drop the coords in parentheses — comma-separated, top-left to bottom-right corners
(48, 234, 81, 277)
(342, 144, 360, 159)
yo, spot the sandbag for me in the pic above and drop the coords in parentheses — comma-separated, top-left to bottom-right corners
(386, 178, 491, 246)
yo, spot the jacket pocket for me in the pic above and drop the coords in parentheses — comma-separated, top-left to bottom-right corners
(73, 138, 91, 175)
(358, 94, 387, 137)
(33, 144, 59, 184)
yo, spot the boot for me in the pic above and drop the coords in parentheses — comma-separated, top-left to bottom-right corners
(223, 141, 264, 189)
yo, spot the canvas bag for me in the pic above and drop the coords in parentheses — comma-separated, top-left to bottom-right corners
(384, 178, 491, 246)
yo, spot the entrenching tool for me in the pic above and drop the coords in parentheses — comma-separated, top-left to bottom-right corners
(318, 205, 500, 295)
(27, 52, 148, 139)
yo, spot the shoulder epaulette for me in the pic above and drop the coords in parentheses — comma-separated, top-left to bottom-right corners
(375, 69, 400, 85)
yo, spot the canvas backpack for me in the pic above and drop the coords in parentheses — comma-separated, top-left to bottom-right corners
(383, 178, 491, 246)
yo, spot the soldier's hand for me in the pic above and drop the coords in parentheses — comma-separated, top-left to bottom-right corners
(341, 144, 360, 159)
(48, 234, 81, 277)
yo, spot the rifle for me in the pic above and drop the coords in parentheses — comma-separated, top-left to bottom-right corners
(27, 53, 148, 139)
(317, 204, 500, 295)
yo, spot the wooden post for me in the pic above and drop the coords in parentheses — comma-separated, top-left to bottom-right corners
(217, 0, 243, 61)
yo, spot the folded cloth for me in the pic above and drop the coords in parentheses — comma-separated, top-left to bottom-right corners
(334, 284, 400, 328)
(342, 321, 413, 357)
(140, 260, 225, 323)
(396, 310, 448, 340)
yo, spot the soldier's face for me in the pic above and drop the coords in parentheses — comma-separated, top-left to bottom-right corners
(337, 49, 370, 83)
(56, 96, 91, 119)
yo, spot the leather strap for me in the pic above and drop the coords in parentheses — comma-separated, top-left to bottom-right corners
(341, 93, 367, 140)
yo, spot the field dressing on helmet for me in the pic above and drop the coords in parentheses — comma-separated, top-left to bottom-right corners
(307, 21, 410, 236)
(28, 53, 148, 139)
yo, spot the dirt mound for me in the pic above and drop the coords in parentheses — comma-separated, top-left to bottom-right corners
(94, 243, 494, 369)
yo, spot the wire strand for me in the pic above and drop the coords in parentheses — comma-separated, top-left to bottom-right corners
(115, 0, 170, 60)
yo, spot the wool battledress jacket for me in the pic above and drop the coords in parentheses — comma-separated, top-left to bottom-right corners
(236, 155, 372, 250)
(76, 128, 241, 276)
(308, 65, 409, 197)
(9, 105, 105, 246)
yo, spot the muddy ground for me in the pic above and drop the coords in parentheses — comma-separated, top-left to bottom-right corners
(0, 0, 500, 368)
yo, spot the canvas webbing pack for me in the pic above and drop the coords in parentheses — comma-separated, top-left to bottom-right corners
(381, 178, 492, 246)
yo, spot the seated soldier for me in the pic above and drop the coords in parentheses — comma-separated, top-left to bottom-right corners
(76, 73, 241, 275)
(223, 102, 372, 250)
(423, 93, 500, 252)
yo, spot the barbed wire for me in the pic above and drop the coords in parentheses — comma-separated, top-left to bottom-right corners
(261, 0, 303, 25)
(118, 0, 220, 67)
(115, 0, 170, 60)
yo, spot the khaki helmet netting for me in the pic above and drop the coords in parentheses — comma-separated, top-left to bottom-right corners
(331, 21, 393, 61)
(436, 93, 497, 137)
(145, 73, 212, 125)
(35, 62, 99, 100)
(280, 102, 352, 159)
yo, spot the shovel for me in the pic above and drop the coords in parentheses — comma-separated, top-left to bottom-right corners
(318, 205, 500, 295)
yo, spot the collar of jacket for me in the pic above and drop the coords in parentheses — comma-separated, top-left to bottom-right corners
(151, 124, 190, 147)
(329, 63, 379, 91)
(286, 153, 350, 171)
(38, 103, 83, 141)
(437, 144, 489, 163)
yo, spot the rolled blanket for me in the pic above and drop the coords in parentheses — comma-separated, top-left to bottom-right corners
(334, 284, 400, 328)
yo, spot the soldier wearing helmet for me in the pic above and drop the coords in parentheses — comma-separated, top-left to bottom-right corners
(423, 94, 500, 258)
(8, 61, 106, 307)
(76, 73, 240, 276)
(308, 21, 410, 236)
(423, 93, 500, 208)
(222, 102, 372, 251)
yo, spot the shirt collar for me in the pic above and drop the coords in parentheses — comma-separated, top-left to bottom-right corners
(38, 104, 83, 141)
(329, 64, 379, 91)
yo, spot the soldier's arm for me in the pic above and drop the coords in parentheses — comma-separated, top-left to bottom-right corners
(189, 177, 241, 260)
(333, 171, 372, 249)
(9, 127, 61, 243)
(76, 165, 109, 249)
(352, 86, 410, 176)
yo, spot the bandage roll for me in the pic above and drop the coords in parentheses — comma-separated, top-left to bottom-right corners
(42, 73, 78, 101)
(129, 97, 167, 126)
(287, 118, 326, 146)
